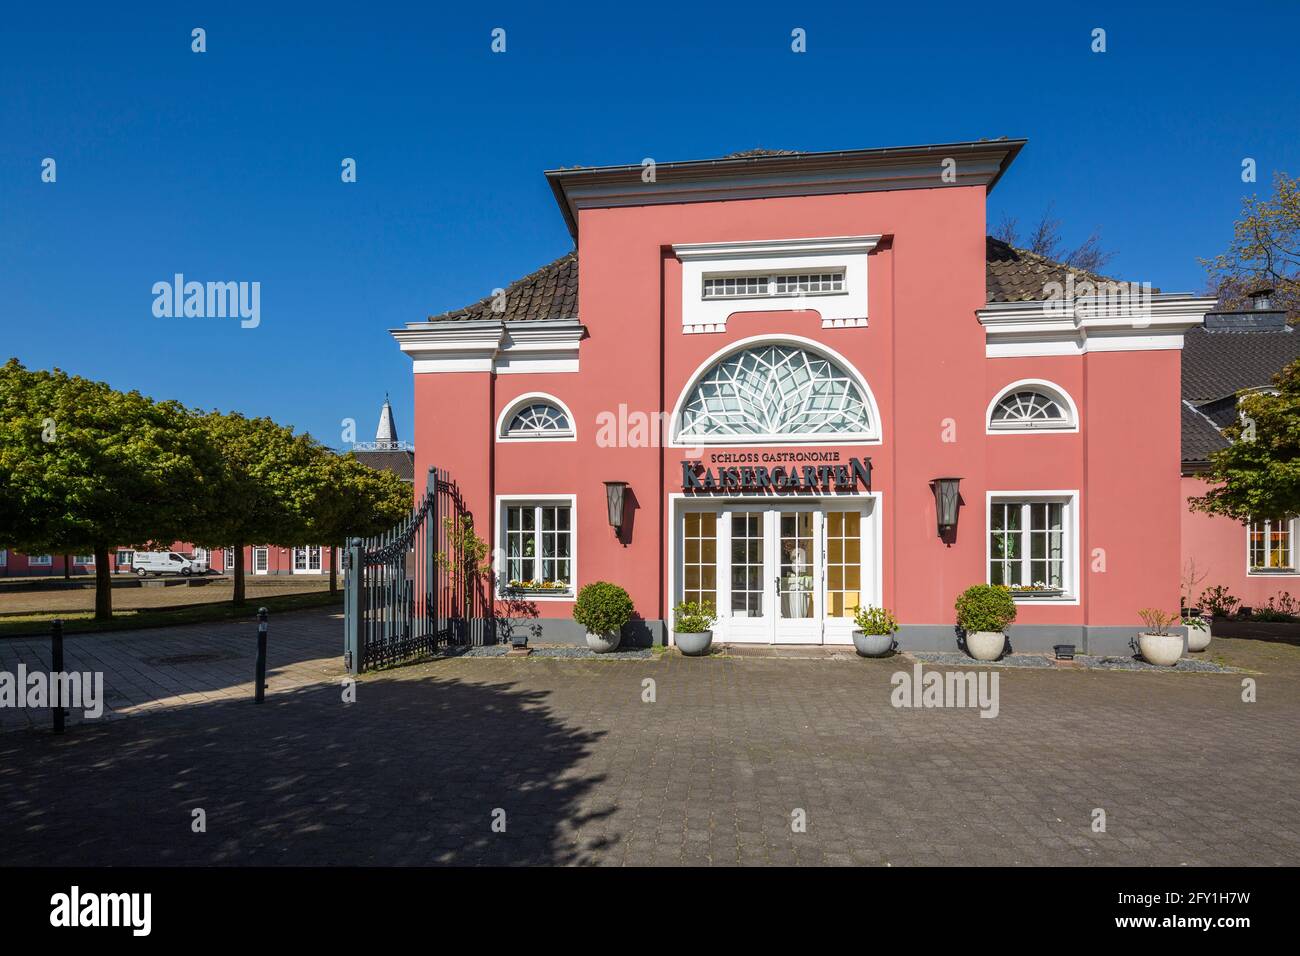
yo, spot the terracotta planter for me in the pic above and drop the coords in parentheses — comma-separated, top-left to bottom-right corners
(585, 630, 621, 653)
(1137, 632, 1183, 666)
(964, 630, 1006, 661)
(675, 630, 713, 656)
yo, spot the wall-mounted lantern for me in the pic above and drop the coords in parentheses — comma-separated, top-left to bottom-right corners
(604, 481, 629, 534)
(931, 477, 962, 536)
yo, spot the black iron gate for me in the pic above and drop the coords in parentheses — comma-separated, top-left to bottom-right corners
(343, 466, 490, 672)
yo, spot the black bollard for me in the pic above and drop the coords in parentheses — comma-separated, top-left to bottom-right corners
(254, 607, 268, 704)
(51, 618, 65, 734)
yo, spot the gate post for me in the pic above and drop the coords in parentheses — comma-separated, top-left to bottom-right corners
(344, 537, 363, 673)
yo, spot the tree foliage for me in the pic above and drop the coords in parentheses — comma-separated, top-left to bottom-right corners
(1188, 359, 1300, 522)
(1202, 171, 1300, 321)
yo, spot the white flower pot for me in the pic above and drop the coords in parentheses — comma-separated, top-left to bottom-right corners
(675, 630, 713, 656)
(852, 630, 897, 658)
(964, 631, 1006, 661)
(585, 630, 621, 653)
(1137, 632, 1183, 666)
(1186, 627, 1211, 653)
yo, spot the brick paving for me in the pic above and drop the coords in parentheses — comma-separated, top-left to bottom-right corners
(1, 614, 1297, 866)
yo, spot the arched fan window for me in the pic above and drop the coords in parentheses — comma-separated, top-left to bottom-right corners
(988, 382, 1076, 431)
(500, 395, 574, 440)
(676, 342, 877, 442)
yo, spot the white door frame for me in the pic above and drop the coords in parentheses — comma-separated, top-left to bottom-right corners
(252, 547, 270, 575)
(668, 492, 882, 646)
(292, 546, 322, 573)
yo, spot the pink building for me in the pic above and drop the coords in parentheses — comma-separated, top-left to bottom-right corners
(1180, 294, 1300, 612)
(391, 141, 1226, 652)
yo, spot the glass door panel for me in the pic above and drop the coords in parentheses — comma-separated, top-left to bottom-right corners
(730, 511, 764, 618)
(778, 512, 815, 620)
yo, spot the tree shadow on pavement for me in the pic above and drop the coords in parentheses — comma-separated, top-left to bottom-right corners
(0, 673, 612, 866)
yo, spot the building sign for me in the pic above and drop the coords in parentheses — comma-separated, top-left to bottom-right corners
(682, 454, 872, 494)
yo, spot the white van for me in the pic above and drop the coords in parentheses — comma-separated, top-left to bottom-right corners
(132, 551, 209, 577)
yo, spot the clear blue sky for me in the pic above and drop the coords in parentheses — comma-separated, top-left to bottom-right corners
(2, 1, 1296, 447)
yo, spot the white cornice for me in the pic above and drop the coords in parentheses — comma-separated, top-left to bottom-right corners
(392, 321, 584, 374)
(673, 235, 882, 261)
(977, 294, 1219, 357)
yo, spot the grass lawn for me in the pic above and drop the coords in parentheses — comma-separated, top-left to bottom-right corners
(0, 582, 342, 638)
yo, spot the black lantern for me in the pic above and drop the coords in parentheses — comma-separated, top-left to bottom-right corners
(604, 481, 628, 533)
(931, 477, 962, 535)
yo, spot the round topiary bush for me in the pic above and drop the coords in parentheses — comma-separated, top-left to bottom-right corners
(573, 581, 635, 636)
(954, 584, 1017, 633)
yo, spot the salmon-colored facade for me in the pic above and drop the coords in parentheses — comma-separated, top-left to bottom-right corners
(396, 142, 1217, 652)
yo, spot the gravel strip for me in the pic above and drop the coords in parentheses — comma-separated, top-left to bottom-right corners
(1079, 655, 1242, 673)
(907, 651, 1055, 668)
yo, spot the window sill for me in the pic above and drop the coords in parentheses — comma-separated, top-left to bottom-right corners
(1247, 568, 1298, 576)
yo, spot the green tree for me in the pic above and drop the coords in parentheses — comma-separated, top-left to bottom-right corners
(0, 359, 220, 620)
(1189, 359, 1300, 522)
(190, 411, 322, 605)
(303, 453, 414, 593)
(1203, 171, 1300, 321)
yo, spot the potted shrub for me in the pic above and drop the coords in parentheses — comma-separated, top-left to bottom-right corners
(573, 581, 634, 653)
(672, 600, 716, 656)
(1183, 613, 1211, 652)
(1135, 608, 1183, 665)
(955, 584, 1017, 661)
(851, 605, 899, 657)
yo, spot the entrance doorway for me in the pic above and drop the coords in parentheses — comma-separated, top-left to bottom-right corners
(252, 547, 269, 575)
(676, 498, 878, 645)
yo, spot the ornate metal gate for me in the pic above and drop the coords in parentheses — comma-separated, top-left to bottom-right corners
(343, 466, 489, 672)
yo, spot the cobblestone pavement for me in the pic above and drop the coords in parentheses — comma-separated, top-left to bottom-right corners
(1, 616, 1297, 866)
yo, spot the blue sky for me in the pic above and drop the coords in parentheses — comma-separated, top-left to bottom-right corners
(2, 1, 1296, 446)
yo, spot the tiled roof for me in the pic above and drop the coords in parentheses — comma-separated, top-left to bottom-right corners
(427, 239, 1125, 323)
(983, 237, 1139, 303)
(352, 449, 415, 483)
(1181, 324, 1300, 403)
(1181, 401, 1230, 465)
(427, 253, 578, 324)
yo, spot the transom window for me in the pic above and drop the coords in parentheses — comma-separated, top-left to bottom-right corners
(702, 271, 845, 299)
(1249, 518, 1296, 573)
(506, 403, 570, 437)
(991, 390, 1068, 429)
(678, 344, 874, 441)
(502, 503, 573, 593)
(989, 498, 1072, 595)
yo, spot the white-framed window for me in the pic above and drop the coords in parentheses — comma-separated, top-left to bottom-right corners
(987, 492, 1079, 602)
(1248, 518, 1297, 574)
(29, 554, 52, 566)
(73, 555, 94, 566)
(293, 546, 322, 572)
(986, 380, 1078, 433)
(223, 547, 235, 568)
(496, 393, 576, 442)
(702, 270, 845, 300)
(0, 549, 7, 567)
(116, 550, 134, 566)
(672, 337, 881, 445)
(496, 497, 576, 598)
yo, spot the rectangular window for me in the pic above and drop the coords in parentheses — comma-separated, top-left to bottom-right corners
(729, 511, 762, 617)
(223, 547, 235, 569)
(682, 511, 718, 610)
(73, 555, 94, 566)
(29, 554, 52, 566)
(502, 502, 573, 593)
(702, 270, 845, 300)
(825, 510, 862, 618)
(116, 550, 134, 566)
(990, 498, 1070, 595)
(1249, 518, 1295, 572)
(0, 549, 7, 567)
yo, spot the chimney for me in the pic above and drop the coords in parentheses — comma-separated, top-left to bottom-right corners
(1248, 286, 1275, 311)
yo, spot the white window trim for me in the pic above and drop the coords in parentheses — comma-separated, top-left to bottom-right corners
(28, 554, 52, 566)
(1246, 517, 1299, 576)
(985, 491, 1081, 605)
(985, 379, 1079, 434)
(72, 555, 94, 566)
(702, 269, 846, 301)
(494, 494, 578, 601)
(673, 235, 880, 333)
(291, 546, 323, 574)
(495, 392, 577, 443)
(668, 334, 883, 447)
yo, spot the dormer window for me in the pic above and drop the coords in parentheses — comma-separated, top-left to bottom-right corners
(702, 271, 846, 300)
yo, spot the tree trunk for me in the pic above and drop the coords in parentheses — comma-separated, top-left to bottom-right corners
(63, 554, 71, 581)
(233, 543, 246, 605)
(93, 543, 112, 620)
(329, 545, 338, 594)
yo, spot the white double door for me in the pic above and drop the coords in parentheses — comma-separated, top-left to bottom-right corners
(706, 503, 872, 645)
